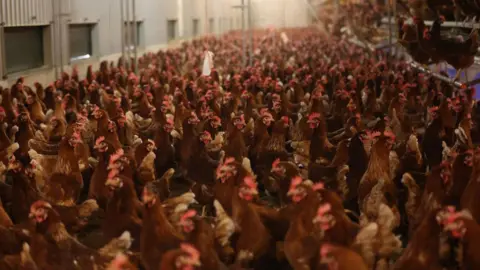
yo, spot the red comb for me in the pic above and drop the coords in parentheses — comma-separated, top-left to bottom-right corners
(180, 243, 200, 261)
(180, 209, 197, 221)
(243, 176, 258, 190)
(308, 112, 320, 120)
(72, 131, 81, 140)
(281, 116, 289, 125)
(290, 176, 303, 190)
(110, 149, 125, 164)
(429, 106, 439, 113)
(224, 157, 235, 165)
(30, 200, 52, 212)
(317, 203, 332, 216)
(108, 168, 119, 179)
(371, 131, 381, 138)
(441, 160, 451, 167)
(312, 182, 325, 191)
(111, 254, 129, 268)
(384, 130, 396, 140)
(320, 244, 333, 258)
(272, 158, 280, 168)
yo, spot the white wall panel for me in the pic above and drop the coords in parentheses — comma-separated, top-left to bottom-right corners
(250, 0, 309, 29)
(1, 0, 53, 26)
(0, 0, 311, 87)
(143, 0, 168, 46)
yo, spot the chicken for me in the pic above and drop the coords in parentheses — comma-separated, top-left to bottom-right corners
(316, 243, 369, 270)
(227, 176, 272, 268)
(306, 112, 334, 164)
(425, 18, 478, 80)
(177, 111, 201, 172)
(438, 208, 480, 269)
(27, 116, 67, 188)
(103, 166, 142, 251)
(133, 139, 157, 193)
(1, 22, 478, 270)
(460, 147, 480, 218)
(213, 157, 251, 215)
(25, 90, 46, 125)
(223, 113, 248, 162)
(15, 109, 35, 158)
(175, 209, 225, 270)
(158, 243, 202, 270)
(358, 131, 398, 222)
(393, 208, 444, 270)
(283, 177, 324, 270)
(153, 115, 176, 178)
(0, 242, 38, 270)
(88, 137, 116, 209)
(444, 149, 474, 206)
(397, 17, 431, 65)
(268, 158, 301, 205)
(0, 198, 13, 227)
(42, 131, 84, 206)
(106, 253, 139, 270)
(92, 107, 122, 150)
(28, 200, 133, 269)
(140, 181, 184, 270)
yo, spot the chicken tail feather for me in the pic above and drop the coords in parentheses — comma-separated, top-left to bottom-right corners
(78, 199, 100, 218)
(7, 143, 19, 156)
(20, 242, 37, 268)
(98, 231, 133, 258)
(213, 200, 235, 247)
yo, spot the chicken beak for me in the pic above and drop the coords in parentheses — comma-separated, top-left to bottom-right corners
(286, 189, 297, 197)
(28, 212, 35, 219)
(191, 259, 201, 267)
(72, 139, 83, 145)
(7, 163, 15, 171)
(105, 179, 114, 187)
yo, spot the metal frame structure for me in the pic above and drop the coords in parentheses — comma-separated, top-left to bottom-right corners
(378, 3, 480, 89)
(381, 17, 480, 29)
(232, 0, 253, 67)
(120, 0, 138, 73)
(409, 62, 466, 89)
(0, 0, 7, 78)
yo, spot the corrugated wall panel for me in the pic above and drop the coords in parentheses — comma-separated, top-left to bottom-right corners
(69, 0, 102, 23)
(2, 0, 53, 26)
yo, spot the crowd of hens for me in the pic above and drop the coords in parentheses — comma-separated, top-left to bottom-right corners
(0, 7, 480, 270)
